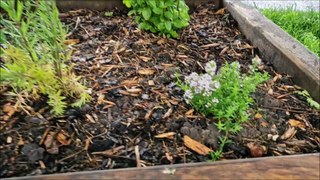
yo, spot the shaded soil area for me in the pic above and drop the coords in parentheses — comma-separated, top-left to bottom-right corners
(1, 3, 319, 178)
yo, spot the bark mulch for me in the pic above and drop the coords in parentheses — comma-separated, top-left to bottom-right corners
(1, 2, 319, 178)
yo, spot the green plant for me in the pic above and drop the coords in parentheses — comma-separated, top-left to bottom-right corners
(295, 90, 320, 110)
(262, 7, 320, 57)
(0, 0, 90, 115)
(123, 0, 190, 38)
(177, 59, 269, 160)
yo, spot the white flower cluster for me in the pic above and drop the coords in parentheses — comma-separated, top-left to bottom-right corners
(205, 61, 217, 76)
(183, 61, 221, 104)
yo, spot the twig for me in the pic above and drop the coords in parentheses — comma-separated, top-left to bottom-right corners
(261, 106, 317, 114)
(57, 150, 84, 163)
(135, 145, 141, 167)
(39, 127, 51, 145)
(66, 17, 81, 37)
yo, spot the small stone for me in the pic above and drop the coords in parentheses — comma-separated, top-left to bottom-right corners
(198, 30, 207, 37)
(148, 80, 155, 86)
(272, 135, 279, 142)
(7, 136, 13, 144)
(267, 134, 273, 140)
(141, 94, 149, 100)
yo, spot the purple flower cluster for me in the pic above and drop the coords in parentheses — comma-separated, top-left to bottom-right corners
(183, 61, 221, 104)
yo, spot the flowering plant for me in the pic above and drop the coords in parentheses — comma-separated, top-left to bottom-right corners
(177, 59, 269, 160)
(178, 60, 269, 132)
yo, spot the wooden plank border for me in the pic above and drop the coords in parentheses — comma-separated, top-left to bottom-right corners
(7, 153, 319, 179)
(223, 0, 320, 102)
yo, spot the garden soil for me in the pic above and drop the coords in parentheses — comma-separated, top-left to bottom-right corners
(1, 2, 319, 178)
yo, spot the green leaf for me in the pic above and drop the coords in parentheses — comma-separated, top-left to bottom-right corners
(295, 90, 320, 109)
(164, 21, 172, 31)
(128, 9, 136, 16)
(164, 11, 174, 20)
(152, 7, 163, 15)
(147, 0, 156, 8)
(123, 0, 132, 8)
(142, 8, 152, 20)
(104, 11, 113, 17)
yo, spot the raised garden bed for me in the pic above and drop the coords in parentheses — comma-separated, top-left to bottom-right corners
(1, 0, 319, 179)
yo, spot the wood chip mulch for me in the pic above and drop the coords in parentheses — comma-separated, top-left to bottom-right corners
(0, 2, 319, 178)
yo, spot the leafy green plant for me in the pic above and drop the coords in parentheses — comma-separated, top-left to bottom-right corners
(177, 59, 269, 160)
(295, 90, 320, 110)
(123, 0, 190, 38)
(0, 0, 90, 115)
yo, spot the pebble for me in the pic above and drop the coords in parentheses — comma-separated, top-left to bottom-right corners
(141, 94, 149, 100)
(272, 135, 279, 142)
(267, 134, 273, 140)
(7, 136, 13, 144)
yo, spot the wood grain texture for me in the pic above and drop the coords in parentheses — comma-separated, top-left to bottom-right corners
(9, 153, 319, 180)
(223, 0, 320, 102)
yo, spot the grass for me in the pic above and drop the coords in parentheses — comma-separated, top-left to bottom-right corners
(262, 8, 320, 57)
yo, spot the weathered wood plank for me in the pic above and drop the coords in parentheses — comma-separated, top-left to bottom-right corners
(223, 0, 320, 102)
(8, 153, 319, 180)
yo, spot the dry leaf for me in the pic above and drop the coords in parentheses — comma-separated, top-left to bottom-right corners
(44, 134, 59, 154)
(18, 138, 25, 145)
(39, 160, 46, 169)
(3, 103, 16, 121)
(260, 121, 268, 127)
(176, 55, 188, 59)
(97, 93, 105, 105)
(288, 119, 306, 129)
(139, 56, 152, 62)
(183, 135, 213, 155)
(162, 63, 175, 68)
(64, 39, 80, 45)
(119, 89, 139, 97)
(271, 74, 282, 84)
(165, 152, 173, 162)
(185, 109, 194, 116)
(254, 113, 263, 119)
(138, 68, 156, 75)
(201, 43, 220, 48)
(144, 109, 154, 121)
(85, 114, 96, 123)
(162, 108, 173, 119)
(155, 132, 176, 139)
(281, 126, 297, 140)
(148, 80, 155, 86)
(246, 142, 267, 157)
(157, 38, 167, 45)
(92, 146, 125, 155)
(214, 8, 226, 15)
(57, 131, 70, 146)
(121, 78, 140, 86)
(126, 88, 142, 94)
(219, 47, 229, 55)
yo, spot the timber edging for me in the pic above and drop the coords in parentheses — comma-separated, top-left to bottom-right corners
(6, 153, 320, 179)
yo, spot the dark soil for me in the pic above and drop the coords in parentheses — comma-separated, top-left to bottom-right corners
(1, 2, 319, 178)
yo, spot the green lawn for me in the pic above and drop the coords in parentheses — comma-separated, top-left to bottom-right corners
(262, 8, 320, 57)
